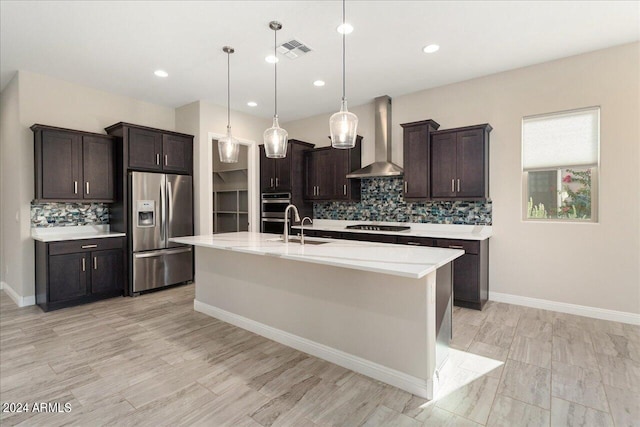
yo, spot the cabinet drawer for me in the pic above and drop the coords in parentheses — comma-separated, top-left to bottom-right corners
(397, 236, 435, 247)
(49, 237, 124, 255)
(433, 239, 479, 255)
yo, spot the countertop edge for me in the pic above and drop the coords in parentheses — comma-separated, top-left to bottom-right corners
(32, 232, 127, 243)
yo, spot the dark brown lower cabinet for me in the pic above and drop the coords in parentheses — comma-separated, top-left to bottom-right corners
(36, 237, 125, 312)
(302, 229, 489, 310)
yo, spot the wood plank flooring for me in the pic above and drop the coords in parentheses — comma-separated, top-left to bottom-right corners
(1, 285, 638, 426)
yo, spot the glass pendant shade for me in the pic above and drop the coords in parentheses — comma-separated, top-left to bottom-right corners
(218, 126, 240, 163)
(330, 99, 358, 149)
(263, 116, 288, 158)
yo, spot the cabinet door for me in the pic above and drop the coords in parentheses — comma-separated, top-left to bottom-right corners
(49, 253, 89, 302)
(259, 146, 276, 192)
(315, 149, 335, 199)
(403, 125, 429, 199)
(430, 133, 457, 198)
(304, 151, 318, 200)
(333, 149, 350, 200)
(162, 134, 193, 174)
(82, 136, 114, 200)
(274, 155, 292, 191)
(41, 130, 82, 200)
(129, 128, 162, 171)
(456, 129, 485, 198)
(452, 254, 479, 303)
(90, 249, 124, 294)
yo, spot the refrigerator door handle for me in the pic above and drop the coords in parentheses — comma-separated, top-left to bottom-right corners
(133, 247, 192, 258)
(160, 177, 166, 247)
(167, 179, 173, 236)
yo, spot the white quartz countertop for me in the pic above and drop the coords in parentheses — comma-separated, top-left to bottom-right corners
(31, 225, 126, 242)
(170, 232, 463, 279)
(292, 220, 492, 241)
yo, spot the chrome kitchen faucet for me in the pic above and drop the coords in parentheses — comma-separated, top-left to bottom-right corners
(283, 204, 301, 243)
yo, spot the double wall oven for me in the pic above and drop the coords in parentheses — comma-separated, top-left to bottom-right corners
(261, 192, 291, 234)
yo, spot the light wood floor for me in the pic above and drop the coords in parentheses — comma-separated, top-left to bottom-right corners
(1, 285, 638, 426)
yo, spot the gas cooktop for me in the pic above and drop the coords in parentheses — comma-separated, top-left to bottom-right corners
(345, 224, 411, 232)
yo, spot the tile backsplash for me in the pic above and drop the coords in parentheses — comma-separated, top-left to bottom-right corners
(31, 202, 110, 227)
(313, 177, 492, 225)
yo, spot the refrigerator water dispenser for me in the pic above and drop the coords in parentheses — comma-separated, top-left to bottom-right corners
(137, 200, 155, 227)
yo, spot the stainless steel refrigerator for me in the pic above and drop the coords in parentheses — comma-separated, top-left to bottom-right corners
(130, 172, 194, 294)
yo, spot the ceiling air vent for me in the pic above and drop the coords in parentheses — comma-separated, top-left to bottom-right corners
(278, 39, 312, 59)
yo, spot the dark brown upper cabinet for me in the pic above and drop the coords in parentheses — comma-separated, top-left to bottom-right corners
(401, 120, 440, 200)
(105, 123, 194, 175)
(430, 124, 492, 200)
(128, 127, 162, 171)
(259, 139, 314, 193)
(32, 124, 115, 203)
(304, 137, 362, 201)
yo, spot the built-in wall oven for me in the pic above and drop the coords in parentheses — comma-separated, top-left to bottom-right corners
(261, 192, 291, 234)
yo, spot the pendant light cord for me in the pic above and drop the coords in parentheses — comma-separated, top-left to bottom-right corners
(227, 50, 231, 128)
(274, 28, 278, 116)
(342, 0, 346, 101)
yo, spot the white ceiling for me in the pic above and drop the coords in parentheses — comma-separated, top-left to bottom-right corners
(1, 1, 638, 121)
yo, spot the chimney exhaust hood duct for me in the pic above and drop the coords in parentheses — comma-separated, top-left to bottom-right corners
(346, 95, 403, 178)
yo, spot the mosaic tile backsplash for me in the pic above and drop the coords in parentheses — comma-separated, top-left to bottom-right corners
(31, 202, 110, 227)
(313, 177, 492, 225)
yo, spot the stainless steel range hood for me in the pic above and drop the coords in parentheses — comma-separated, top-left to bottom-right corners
(346, 95, 403, 178)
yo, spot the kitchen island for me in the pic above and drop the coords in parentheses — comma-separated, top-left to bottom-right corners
(170, 232, 464, 399)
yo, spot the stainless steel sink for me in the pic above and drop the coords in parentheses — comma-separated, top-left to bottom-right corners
(268, 237, 329, 245)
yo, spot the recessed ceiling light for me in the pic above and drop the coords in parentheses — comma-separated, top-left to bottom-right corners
(337, 23, 353, 35)
(422, 44, 440, 54)
(265, 55, 279, 64)
(154, 69, 169, 77)
(313, 80, 325, 87)
(247, 101, 258, 107)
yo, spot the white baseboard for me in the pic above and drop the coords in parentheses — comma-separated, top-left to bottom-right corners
(491, 292, 640, 326)
(194, 299, 433, 399)
(1, 281, 36, 308)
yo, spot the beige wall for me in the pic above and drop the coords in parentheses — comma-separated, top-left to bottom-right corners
(0, 74, 21, 295)
(285, 43, 640, 315)
(0, 70, 175, 300)
(176, 101, 269, 235)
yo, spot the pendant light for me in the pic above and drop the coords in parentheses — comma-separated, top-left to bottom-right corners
(330, 0, 358, 149)
(263, 21, 288, 158)
(218, 46, 240, 163)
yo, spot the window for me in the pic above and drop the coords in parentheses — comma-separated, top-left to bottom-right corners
(522, 107, 599, 221)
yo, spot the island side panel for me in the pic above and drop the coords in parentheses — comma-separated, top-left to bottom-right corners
(194, 247, 432, 383)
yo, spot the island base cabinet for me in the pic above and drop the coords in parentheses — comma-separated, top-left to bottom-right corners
(35, 238, 125, 312)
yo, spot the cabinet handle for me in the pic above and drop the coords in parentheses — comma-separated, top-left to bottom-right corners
(451, 179, 455, 193)
(407, 241, 421, 246)
(156, 154, 160, 165)
(74, 181, 78, 194)
(86, 182, 90, 195)
(275, 177, 279, 187)
(81, 258, 86, 272)
(457, 179, 460, 192)
(164, 154, 168, 166)
(93, 256, 97, 270)
(270, 178, 274, 188)
(404, 181, 408, 193)
(343, 184, 347, 195)
(81, 244, 98, 249)
(449, 245, 464, 249)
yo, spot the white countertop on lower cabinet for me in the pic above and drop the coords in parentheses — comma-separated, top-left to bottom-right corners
(292, 219, 492, 241)
(31, 225, 126, 242)
(170, 231, 464, 279)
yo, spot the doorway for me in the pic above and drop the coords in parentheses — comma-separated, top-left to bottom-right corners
(212, 142, 250, 233)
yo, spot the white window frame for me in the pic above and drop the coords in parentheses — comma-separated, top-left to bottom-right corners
(521, 107, 600, 223)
